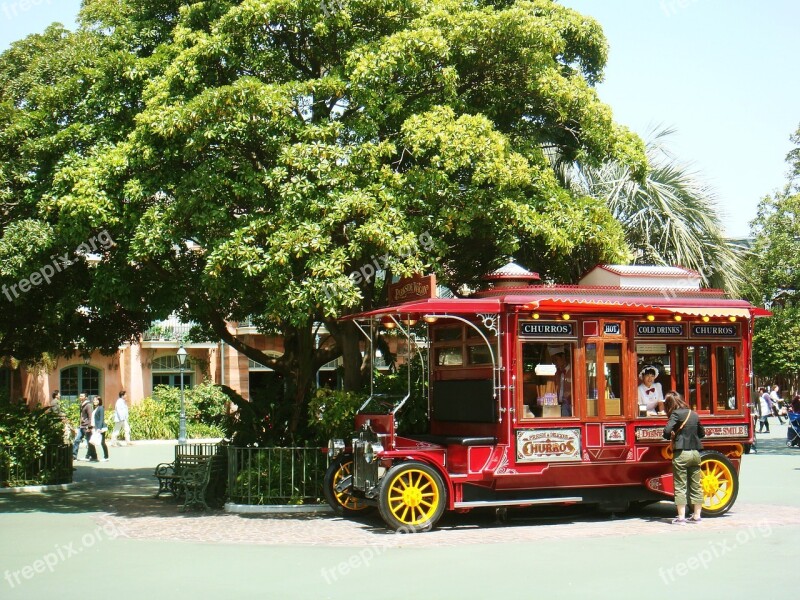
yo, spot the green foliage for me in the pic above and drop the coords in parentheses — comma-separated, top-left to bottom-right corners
(127, 396, 176, 440)
(307, 388, 366, 443)
(228, 449, 325, 505)
(746, 190, 800, 305)
(752, 307, 800, 378)
(373, 360, 430, 435)
(0, 403, 70, 486)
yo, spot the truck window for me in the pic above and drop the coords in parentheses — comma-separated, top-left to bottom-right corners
(636, 344, 738, 414)
(585, 342, 623, 417)
(520, 342, 573, 418)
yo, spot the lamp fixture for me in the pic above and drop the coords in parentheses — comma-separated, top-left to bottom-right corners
(561, 313, 570, 321)
(380, 316, 396, 330)
(673, 315, 682, 321)
(531, 312, 540, 320)
(728, 316, 736, 322)
(422, 315, 438, 324)
(702, 315, 710, 322)
(646, 314, 655, 322)
(176, 345, 188, 367)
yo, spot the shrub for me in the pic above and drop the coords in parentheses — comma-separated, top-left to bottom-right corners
(124, 383, 228, 440)
(228, 448, 325, 505)
(0, 403, 71, 486)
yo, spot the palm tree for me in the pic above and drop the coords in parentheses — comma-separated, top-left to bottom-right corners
(556, 126, 747, 294)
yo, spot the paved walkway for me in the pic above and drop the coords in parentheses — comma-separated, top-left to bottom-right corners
(1, 427, 798, 599)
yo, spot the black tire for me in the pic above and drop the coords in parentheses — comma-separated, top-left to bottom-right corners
(699, 451, 739, 517)
(378, 461, 446, 533)
(323, 455, 371, 517)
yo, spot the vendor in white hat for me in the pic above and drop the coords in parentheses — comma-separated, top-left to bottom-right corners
(638, 365, 666, 416)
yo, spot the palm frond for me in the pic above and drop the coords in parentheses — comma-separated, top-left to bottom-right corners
(556, 126, 746, 294)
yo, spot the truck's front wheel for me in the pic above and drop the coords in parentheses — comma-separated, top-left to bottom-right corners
(378, 461, 446, 532)
(323, 455, 371, 516)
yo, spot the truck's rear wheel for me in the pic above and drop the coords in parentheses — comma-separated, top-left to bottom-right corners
(324, 455, 370, 516)
(378, 461, 445, 532)
(699, 451, 738, 516)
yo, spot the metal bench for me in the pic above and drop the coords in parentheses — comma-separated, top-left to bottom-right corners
(153, 443, 224, 500)
(179, 456, 215, 511)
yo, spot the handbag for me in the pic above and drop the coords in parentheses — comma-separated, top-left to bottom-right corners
(89, 430, 102, 446)
(671, 410, 692, 451)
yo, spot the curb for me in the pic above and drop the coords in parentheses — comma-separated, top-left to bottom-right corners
(224, 502, 333, 515)
(0, 482, 80, 494)
(107, 438, 224, 446)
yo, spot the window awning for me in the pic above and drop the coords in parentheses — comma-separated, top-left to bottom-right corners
(663, 307, 753, 318)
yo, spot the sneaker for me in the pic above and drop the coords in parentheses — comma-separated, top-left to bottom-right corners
(671, 518, 687, 525)
(688, 516, 702, 524)
(100, 458, 109, 462)
(89, 459, 100, 463)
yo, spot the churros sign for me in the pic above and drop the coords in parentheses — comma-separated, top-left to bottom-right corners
(516, 429, 581, 463)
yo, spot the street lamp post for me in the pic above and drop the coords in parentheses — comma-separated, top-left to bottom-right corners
(176, 345, 188, 444)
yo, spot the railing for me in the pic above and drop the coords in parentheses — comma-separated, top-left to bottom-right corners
(227, 446, 328, 505)
(0, 444, 73, 487)
(143, 321, 196, 342)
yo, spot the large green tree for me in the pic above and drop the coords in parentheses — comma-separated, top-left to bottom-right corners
(1, 0, 646, 435)
(747, 123, 800, 380)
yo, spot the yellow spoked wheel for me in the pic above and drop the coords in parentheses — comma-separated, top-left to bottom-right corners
(379, 462, 446, 532)
(699, 451, 739, 516)
(323, 456, 371, 516)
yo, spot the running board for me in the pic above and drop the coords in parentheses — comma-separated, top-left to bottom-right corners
(454, 497, 582, 509)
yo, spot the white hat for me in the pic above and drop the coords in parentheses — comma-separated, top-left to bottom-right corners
(639, 365, 659, 378)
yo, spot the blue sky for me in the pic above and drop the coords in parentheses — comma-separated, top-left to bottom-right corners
(1, 0, 798, 238)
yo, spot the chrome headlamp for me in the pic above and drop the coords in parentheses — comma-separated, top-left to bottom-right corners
(328, 438, 345, 459)
(363, 442, 384, 464)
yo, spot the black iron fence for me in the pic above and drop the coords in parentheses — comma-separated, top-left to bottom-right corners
(227, 446, 328, 505)
(0, 444, 73, 487)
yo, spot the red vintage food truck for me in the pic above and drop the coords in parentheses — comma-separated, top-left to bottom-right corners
(324, 263, 767, 532)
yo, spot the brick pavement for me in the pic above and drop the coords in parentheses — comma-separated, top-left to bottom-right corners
(95, 499, 800, 548)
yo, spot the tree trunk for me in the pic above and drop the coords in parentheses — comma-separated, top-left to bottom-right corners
(326, 319, 364, 392)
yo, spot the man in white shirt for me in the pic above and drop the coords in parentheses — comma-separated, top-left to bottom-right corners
(770, 385, 784, 424)
(110, 390, 131, 446)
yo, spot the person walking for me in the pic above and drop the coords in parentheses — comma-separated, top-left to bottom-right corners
(758, 387, 772, 433)
(770, 385, 785, 424)
(663, 391, 705, 525)
(110, 390, 131, 446)
(88, 396, 109, 462)
(72, 393, 92, 461)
